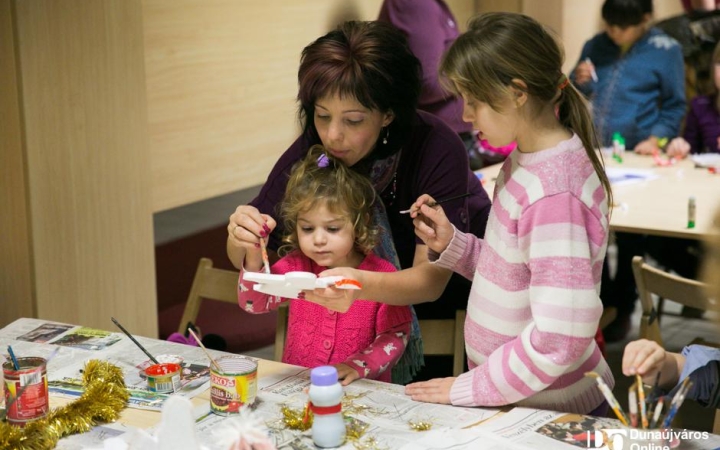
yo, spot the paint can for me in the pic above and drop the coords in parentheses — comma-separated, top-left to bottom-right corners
(145, 362, 182, 394)
(210, 355, 257, 415)
(3, 357, 49, 425)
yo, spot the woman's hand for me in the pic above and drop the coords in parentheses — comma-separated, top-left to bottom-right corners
(405, 377, 456, 404)
(334, 363, 361, 386)
(303, 267, 364, 313)
(665, 137, 691, 159)
(227, 205, 276, 270)
(410, 195, 454, 255)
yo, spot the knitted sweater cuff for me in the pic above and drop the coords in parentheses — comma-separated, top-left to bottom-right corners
(449, 370, 476, 407)
(429, 227, 468, 271)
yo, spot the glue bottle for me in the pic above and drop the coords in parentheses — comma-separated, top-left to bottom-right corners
(309, 366, 345, 448)
(612, 132, 625, 160)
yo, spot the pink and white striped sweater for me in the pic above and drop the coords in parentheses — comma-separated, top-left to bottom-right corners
(431, 134, 614, 414)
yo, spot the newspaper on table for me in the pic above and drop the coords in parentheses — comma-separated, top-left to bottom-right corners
(0, 318, 211, 411)
(183, 365, 504, 450)
(476, 406, 720, 450)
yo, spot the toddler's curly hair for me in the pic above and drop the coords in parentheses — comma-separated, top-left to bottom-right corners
(279, 145, 379, 256)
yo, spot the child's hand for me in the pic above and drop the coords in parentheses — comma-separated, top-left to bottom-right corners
(411, 195, 453, 254)
(622, 339, 666, 380)
(334, 363, 360, 386)
(666, 137, 691, 159)
(405, 377, 455, 404)
(573, 60, 594, 85)
(634, 137, 660, 155)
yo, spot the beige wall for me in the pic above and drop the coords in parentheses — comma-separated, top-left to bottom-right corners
(2, 0, 157, 336)
(145, 0, 476, 212)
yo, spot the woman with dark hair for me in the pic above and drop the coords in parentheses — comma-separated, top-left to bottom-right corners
(227, 21, 492, 382)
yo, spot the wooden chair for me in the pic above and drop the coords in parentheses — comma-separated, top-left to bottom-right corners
(177, 258, 240, 335)
(631, 256, 714, 347)
(631, 256, 720, 433)
(274, 303, 289, 362)
(418, 309, 466, 377)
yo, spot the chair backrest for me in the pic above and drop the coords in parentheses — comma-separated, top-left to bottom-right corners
(274, 303, 289, 362)
(177, 258, 240, 334)
(631, 255, 714, 346)
(418, 309, 466, 377)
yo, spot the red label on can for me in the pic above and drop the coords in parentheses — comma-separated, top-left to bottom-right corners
(3, 357, 50, 425)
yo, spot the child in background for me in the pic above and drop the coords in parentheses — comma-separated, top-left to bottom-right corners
(238, 145, 412, 385)
(572, 0, 687, 342)
(666, 41, 720, 157)
(572, 0, 685, 154)
(403, 12, 614, 415)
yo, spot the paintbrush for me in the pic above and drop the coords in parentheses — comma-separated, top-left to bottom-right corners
(399, 192, 472, 214)
(259, 237, 271, 274)
(111, 317, 159, 364)
(187, 328, 221, 372)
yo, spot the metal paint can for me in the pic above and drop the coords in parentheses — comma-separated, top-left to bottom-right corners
(210, 355, 257, 415)
(3, 357, 49, 425)
(145, 362, 182, 393)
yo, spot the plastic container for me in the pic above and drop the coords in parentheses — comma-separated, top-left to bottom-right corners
(309, 366, 345, 448)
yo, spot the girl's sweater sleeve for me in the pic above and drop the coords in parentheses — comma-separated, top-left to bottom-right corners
(450, 192, 606, 406)
(429, 226, 484, 280)
(237, 255, 301, 314)
(343, 305, 412, 380)
(342, 256, 413, 380)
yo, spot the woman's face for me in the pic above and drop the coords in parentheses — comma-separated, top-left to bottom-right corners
(313, 94, 394, 167)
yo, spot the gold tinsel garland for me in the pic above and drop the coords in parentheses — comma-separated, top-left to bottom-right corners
(0, 360, 129, 450)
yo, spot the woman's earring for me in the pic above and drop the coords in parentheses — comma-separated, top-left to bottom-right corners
(382, 127, 390, 145)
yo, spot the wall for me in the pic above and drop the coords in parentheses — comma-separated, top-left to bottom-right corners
(1, 0, 157, 336)
(145, 0, 476, 212)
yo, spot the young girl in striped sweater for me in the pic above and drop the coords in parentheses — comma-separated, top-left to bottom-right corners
(404, 12, 615, 414)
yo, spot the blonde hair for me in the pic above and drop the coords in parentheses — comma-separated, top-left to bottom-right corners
(440, 12, 613, 208)
(279, 145, 379, 256)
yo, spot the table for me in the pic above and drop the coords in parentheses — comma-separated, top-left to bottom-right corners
(2, 318, 720, 450)
(477, 151, 720, 240)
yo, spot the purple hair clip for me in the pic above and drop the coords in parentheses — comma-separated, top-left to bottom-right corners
(317, 153, 330, 168)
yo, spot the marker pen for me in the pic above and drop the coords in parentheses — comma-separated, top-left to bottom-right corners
(585, 57, 598, 82)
